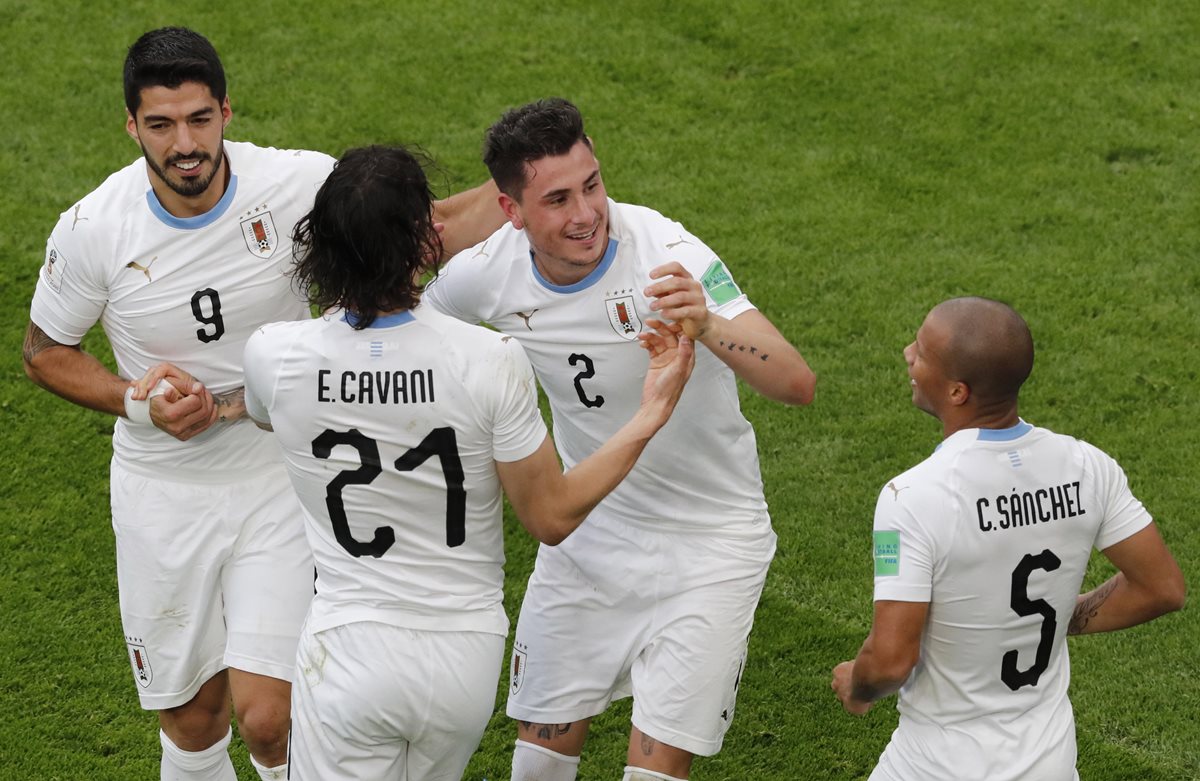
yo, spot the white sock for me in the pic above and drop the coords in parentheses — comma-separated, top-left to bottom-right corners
(159, 728, 237, 781)
(622, 767, 687, 781)
(511, 739, 581, 781)
(249, 752, 288, 780)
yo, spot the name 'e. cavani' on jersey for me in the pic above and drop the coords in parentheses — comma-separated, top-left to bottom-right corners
(317, 368, 435, 405)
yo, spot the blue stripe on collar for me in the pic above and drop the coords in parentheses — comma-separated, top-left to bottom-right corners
(145, 174, 239, 230)
(341, 310, 416, 329)
(977, 420, 1033, 441)
(531, 237, 619, 293)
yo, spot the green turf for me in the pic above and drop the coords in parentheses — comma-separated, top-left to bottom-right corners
(2, 1, 1196, 779)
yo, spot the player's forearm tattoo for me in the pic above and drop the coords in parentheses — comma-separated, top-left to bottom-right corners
(1068, 578, 1119, 635)
(22, 322, 72, 364)
(640, 733, 657, 756)
(214, 387, 245, 422)
(718, 340, 768, 360)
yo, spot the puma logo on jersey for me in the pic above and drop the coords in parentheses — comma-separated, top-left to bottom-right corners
(666, 235, 692, 249)
(514, 310, 538, 330)
(472, 240, 491, 259)
(72, 204, 89, 230)
(886, 481, 910, 500)
(125, 256, 159, 281)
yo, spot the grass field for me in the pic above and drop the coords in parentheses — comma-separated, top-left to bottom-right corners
(2, 1, 1197, 779)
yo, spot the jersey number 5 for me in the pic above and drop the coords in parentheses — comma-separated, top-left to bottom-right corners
(312, 427, 467, 558)
(1001, 548, 1062, 690)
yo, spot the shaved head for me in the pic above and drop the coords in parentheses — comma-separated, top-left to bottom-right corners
(927, 297, 1033, 406)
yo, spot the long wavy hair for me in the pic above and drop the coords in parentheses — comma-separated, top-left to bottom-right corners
(291, 145, 444, 329)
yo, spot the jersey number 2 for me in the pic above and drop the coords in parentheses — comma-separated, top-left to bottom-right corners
(1001, 548, 1062, 690)
(569, 353, 604, 408)
(312, 427, 467, 558)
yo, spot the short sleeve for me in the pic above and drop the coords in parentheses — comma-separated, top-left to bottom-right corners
(423, 249, 488, 325)
(29, 220, 109, 345)
(242, 328, 277, 426)
(1088, 447, 1154, 551)
(486, 336, 547, 463)
(658, 222, 756, 321)
(871, 485, 937, 603)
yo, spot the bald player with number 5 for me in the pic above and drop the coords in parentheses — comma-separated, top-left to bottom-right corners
(831, 297, 1185, 780)
(424, 97, 816, 781)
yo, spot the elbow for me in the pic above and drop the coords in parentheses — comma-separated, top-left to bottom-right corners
(777, 369, 816, 406)
(1159, 573, 1187, 615)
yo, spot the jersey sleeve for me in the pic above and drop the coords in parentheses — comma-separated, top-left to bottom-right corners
(485, 336, 547, 463)
(1086, 444, 1154, 551)
(29, 214, 109, 345)
(423, 248, 490, 325)
(242, 326, 281, 426)
(871, 484, 937, 603)
(659, 222, 756, 321)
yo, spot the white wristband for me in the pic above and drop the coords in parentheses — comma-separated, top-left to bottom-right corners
(123, 379, 174, 425)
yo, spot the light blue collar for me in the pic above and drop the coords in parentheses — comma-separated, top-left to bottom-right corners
(531, 237, 619, 293)
(146, 174, 239, 230)
(976, 420, 1033, 441)
(341, 310, 416, 329)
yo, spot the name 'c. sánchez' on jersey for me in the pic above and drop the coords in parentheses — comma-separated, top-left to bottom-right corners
(975, 481, 1085, 533)
(317, 368, 435, 405)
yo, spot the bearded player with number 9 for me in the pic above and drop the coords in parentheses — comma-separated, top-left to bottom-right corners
(830, 297, 1185, 780)
(22, 27, 502, 781)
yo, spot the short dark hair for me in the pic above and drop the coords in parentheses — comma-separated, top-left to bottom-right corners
(124, 27, 227, 116)
(483, 97, 590, 200)
(936, 297, 1034, 405)
(291, 145, 443, 329)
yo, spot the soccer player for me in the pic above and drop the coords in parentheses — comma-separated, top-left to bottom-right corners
(831, 297, 1185, 780)
(243, 144, 695, 780)
(22, 27, 499, 781)
(423, 98, 817, 781)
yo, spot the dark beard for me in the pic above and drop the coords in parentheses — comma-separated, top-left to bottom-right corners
(143, 144, 224, 198)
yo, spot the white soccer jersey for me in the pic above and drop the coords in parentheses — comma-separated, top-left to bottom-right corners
(870, 420, 1152, 781)
(425, 199, 767, 536)
(30, 141, 334, 480)
(243, 307, 547, 636)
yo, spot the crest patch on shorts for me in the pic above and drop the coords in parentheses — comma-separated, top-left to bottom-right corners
(510, 642, 528, 694)
(701, 260, 741, 306)
(127, 639, 154, 687)
(874, 531, 901, 576)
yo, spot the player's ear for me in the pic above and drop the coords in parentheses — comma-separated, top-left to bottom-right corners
(220, 95, 232, 129)
(125, 110, 139, 142)
(948, 380, 970, 407)
(498, 192, 524, 230)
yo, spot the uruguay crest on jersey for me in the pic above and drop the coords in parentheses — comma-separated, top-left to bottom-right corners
(605, 294, 641, 340)
(240, 209, 278, 258)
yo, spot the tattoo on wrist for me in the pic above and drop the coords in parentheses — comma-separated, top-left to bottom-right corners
(1068, 578, 1118, 635)
(213, 388, 245, 422)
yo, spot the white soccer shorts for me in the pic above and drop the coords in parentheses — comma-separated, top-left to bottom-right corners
(506, 513, 776, 756)
(289, 621, 505, 780)
(110, 460, 313, 709)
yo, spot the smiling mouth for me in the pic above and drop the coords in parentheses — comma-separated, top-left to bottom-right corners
(567, 225, 598, 241)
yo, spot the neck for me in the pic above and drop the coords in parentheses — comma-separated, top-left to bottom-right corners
(941, 405, 1020, 439)
(531, 239, 609, 287)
